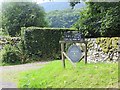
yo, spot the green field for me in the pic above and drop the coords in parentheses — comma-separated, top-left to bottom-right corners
(18, 60, 118, 88)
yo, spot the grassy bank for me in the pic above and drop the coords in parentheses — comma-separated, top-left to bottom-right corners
(18, 60, 118, 88)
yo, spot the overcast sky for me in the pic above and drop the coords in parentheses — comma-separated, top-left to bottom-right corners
(0, 0, 71, 4)
(0, 0, 119, 4)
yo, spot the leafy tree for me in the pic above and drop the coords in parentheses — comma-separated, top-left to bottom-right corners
(71, 1, 120, 37)
(69, 0, 81, 8)
(1, 2, 48, 36)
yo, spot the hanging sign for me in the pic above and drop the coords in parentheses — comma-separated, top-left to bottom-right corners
(64, 31, 84, 41)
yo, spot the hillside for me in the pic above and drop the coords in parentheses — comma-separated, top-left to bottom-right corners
(46, 8, 82, 28)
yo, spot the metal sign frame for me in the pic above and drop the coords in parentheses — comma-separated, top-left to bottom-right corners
(59, 40, 88, 68)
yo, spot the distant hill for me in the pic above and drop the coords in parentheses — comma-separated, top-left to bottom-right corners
(46, 8, 82, 28)
(39, 2, 85, 12)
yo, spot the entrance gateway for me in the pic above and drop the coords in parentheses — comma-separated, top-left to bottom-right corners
(59, 31, 88, 68)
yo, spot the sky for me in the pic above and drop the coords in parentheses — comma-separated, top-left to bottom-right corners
(0, 0, 70, 4)
(0, 0, 70, 9)
(0, 0, 44, 4)
(0, 0, 119, 4)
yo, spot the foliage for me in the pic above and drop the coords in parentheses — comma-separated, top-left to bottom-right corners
(72, 2, 120, 37)
(21, 27, 76, 60)
(0, 44, 21, 64)
(69, 0, 81, 8)
(46, 9, 81, 28)
(18, 60, 118, 88)
(0, 28, 9, 36)
(16, 40, 31, 63)
(1, 2, 48, 36)
(0, 36, 30, 65)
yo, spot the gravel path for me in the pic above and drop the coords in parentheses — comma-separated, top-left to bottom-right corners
(0, 61, 49, 89)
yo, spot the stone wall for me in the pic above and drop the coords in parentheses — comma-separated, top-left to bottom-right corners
(0, 36, 20, 50)
(0, 36, 119, 63)
(78, 37, 120, 63)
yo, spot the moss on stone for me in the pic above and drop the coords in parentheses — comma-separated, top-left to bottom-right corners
(96, 37, 119, 53)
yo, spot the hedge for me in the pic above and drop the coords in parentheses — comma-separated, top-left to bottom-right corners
(21, 27, 76, 60)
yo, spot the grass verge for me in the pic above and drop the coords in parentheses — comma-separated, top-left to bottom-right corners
(18, 60, 118, 88)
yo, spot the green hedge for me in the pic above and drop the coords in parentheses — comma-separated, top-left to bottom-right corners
(21, 27, 76, 60)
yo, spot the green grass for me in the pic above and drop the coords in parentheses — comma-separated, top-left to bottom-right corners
(18, 60, 118, 88)
(1, 62, 45, 86)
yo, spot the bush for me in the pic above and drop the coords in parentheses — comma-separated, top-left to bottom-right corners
(0, 44, 21, 64)
(0, 28, 9, 36)
(16, 41, 31, 63)
(21, 27, 76, 60)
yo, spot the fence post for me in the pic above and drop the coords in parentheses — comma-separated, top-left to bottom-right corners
(118, 39, 120, 61)
(61, 43, 65, 68)
(85, 42, 87, 64)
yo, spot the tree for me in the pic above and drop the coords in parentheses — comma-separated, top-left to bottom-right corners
(2, 2, 48, 36)
(69, 0, 81, 8)
(71, 1, 120, 37)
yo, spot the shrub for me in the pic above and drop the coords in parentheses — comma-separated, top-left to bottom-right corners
(0, 44, 21, 64)
(16, 41, 30, 63)
(0, 28, 9, 36)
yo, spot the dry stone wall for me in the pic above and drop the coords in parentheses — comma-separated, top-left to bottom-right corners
(78, 37, 120, 63)
(0, 36, 20, 50)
